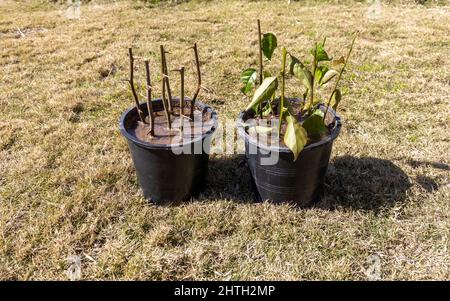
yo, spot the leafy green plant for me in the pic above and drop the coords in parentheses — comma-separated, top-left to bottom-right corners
(240, 20, 357, 161)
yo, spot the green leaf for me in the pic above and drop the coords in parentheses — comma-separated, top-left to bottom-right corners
(320, 69, 338, 86)
(302, 101, 312, 112)
(248, 125, 273, 135)
(289, 54, 312, 90)
(284, 115, 308, 161)
(262, 33, 277, 60)
(330, 89, 342, 111)
(262, 101, 273, 117)
(302, 109, 328, 140)
(246, 76, 278, 111)
(314, 65, 329, 85)
(240, 68, 257, 94)
(314, 43, 331, 62)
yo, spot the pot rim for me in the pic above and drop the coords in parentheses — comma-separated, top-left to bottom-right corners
(119, 98, 218, 150)
(237, 99, 342, 153)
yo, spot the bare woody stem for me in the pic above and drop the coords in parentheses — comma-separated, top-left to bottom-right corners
(161, 46, 173, 112)
(180, 66, 185, 132)
(190, 43, 201, 120)
(180, 67, 185, 116)
(144, 60, 155, 136)
(172, 67, 186, 132)
(257, 19, 263, 118)
(323, 32, 358, 121)
(128, 48, 144, 122)
(310, 42, 317, 112)
(278, 47, 287, 136)
(160, 46, 172, 129)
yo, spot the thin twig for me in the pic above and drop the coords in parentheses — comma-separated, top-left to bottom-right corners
(144, 60, 155, 136)
(257, 19, 263, 118)
(128, 48, 144, 122)
(180, 67, 185, 118)
(171, 67, 186, 130)
(179, 67, 185, 132)
(161, 46, 173, 112)
(160, 45, 172, 129)
(190, 43, 202, 120)
(323, 32, 358, 121)
(310, 42, 317, 112)
(278, 47, 287, 136)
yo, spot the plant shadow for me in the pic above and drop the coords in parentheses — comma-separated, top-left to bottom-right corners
(316, 155, 412, 212)
(406, 158, 448, 193)
(198, 154, 255, 203)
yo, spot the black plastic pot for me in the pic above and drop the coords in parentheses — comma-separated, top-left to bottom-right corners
(119, 99, 217, 205)
(237, 101, 341, 206)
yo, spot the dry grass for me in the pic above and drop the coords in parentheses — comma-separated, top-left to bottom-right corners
(0, 0, 449, 280)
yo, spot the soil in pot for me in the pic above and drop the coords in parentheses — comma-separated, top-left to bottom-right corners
(130, 100, 215, 145)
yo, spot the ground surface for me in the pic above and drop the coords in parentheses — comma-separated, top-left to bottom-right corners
(0, 0, 449, 280)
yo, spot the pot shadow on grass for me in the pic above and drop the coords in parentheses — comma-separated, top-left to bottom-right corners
(316, 155, 412, 212)
(406, 159, 449, 193)
(198, 155, 255, 203)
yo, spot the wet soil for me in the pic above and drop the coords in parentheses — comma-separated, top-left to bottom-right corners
(129, 103, 215, 145)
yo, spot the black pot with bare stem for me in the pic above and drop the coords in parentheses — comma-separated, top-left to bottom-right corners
(119, 44, 217, 204)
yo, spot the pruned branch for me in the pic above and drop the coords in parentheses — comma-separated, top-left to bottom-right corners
(180, 66, 185, 132)
(128, 48, 144, 122)
(144, 60, 155, 136)
(172, 67, 186, 132)
(190, 43, 202, 120)
(161, 45, 173, 112)
(257, 19, 263, 118)
(160, 45, 172, 129)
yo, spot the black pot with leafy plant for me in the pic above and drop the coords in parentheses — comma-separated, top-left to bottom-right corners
(119, 44, 217, 204)
(237, 20, 357, 206)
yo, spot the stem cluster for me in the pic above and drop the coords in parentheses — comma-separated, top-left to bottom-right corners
(127, 44, 203, 136)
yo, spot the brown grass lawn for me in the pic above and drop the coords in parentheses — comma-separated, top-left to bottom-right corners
(0, 0, 449, 280)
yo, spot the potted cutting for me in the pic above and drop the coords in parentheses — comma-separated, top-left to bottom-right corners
(237, 20, 357, 206)
(119, 44, 217, 204)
